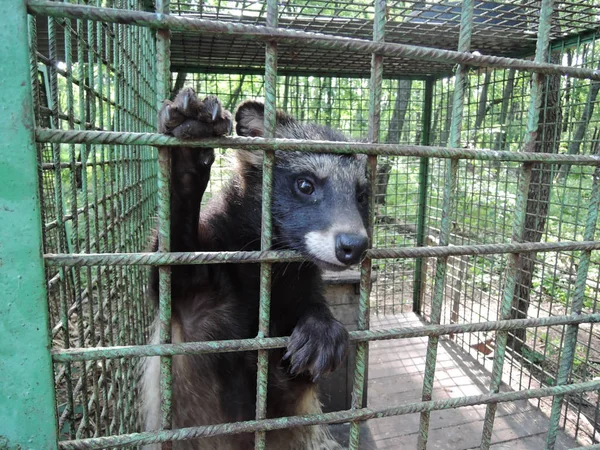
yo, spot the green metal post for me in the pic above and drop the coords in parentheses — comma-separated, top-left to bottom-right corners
(255, 0, 277, 448)
(156, 0, 172, 448)
(413, 77, 435, 314)
(418, 2, 473, 448)
(0, 1, 59, 448)
(480, 1, 554, 448)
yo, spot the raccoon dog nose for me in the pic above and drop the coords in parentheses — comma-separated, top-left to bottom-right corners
(335, 233, 368, 265)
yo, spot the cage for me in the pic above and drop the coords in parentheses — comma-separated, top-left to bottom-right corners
(2, 0, 600, 449)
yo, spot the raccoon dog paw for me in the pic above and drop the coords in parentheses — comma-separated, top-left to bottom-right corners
(285, 315, 349, 381)
(158, 87, 233, 140)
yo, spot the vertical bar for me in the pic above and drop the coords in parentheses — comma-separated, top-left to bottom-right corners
(0, 1, 59, 448)
(73, 11, 91, 438)
(413, 77, 435, 314)
(43, 4, 78, 437)
(255, 0, 277, 448)
(155, 0, 172, 448)
(348, 1, 385, 448)
(92, 0, 110, 432)
(545, 165, 600, 446)
(417, 2, 473, 449)
(480, 1, 554, 448)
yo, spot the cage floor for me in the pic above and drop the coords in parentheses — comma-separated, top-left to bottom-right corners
(363, 313, 578, 449)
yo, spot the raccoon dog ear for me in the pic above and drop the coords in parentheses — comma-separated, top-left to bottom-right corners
(234, 100, 298, 169)
(235, 100, 266, 137)
(235, 100, 297, 138)
(234, 101, 267, 169)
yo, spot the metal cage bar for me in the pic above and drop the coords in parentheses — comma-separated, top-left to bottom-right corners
(254, 0, 278, 448)
(35, 129, 600, 164)
(417, 1, 474, 447)
(56, 380, 600, 449)
(50, 313, 600, 363)
(348, 0, 385, 448)
(412, 77, 435, 314)
(545, 127, 600, 447)
(480, 0, 555, 447)
(43, 241, 600, 267)
(155, 0, 173, 447)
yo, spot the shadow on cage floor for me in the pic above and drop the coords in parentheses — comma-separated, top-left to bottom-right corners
(358, 313, 579, 450)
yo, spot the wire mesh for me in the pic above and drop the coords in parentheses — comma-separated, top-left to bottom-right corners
(421, 30, 600, 446)
(31, 0, 158, 441)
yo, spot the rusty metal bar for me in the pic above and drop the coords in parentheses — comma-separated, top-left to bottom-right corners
(254, 0, 278, 447)
(51, 313, 600, 363)
(155, 0, 172, 447)
(480, 1, 555, 448)
(55, 380, 600, 450)
(43, 240, 600, 266)
(418, 1, 473, 446)
(35, 129, 600, 165)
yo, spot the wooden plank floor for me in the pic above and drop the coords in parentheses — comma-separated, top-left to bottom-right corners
(362, 313, 578, 449)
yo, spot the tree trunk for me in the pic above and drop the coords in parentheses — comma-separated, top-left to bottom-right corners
(493, 69, 516, 152)
(430, 101, 441, 145)
(386, 80, 412, 144)
(282, 75, 290, 112)
(170, 71, 187, 100)
(472, 70, 491, 147)
(507, 52, 563, 353)
(375, 80, 412, 205)
(440, 89, 454, 146)
(223, 74, 247, 111)
(561, 50, 573, 134)
(325, 77, 333, 127)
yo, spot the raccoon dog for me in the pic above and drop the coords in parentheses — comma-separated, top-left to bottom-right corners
(141, 88, 369, 450)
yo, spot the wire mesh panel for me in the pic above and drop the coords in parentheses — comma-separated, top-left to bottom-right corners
(30, 0, 158, 441)
(422, 32, 600, 446)
(4, 0, 600, 449)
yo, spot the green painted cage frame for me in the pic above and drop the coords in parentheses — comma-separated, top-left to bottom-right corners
(3, 0, 600, 449)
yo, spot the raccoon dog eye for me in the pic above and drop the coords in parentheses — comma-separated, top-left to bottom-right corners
(296, 179, 315, 195)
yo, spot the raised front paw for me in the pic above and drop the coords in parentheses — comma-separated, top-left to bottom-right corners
(158, 87, 232, 139)
(285, 315, 349, 381)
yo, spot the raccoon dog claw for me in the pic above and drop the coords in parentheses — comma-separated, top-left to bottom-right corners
(158, 88, 232, 140)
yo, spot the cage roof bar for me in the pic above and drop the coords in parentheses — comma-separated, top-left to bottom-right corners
(169, 65, 432, 80)
(35, 129, 600, 165)
(26, 0, 600, 81)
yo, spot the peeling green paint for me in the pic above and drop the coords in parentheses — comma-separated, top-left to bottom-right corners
(0, 1, 58, 449)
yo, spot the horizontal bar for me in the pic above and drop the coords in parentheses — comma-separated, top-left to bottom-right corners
(27, 1, 600, 81)
(52, 313, 600, 362)
(44, 250, 301, 266)
(35, 129, 600, 165)
(57, 379, 600, 449)
(44, 240, 600, 267)
(170, 64, 431, 80)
